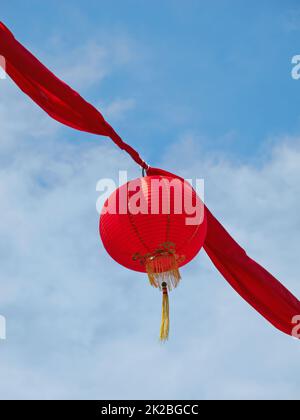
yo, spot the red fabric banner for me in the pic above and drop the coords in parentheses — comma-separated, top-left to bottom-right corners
(1, 22, 299, 338)
(0, 22, 148, 169)
(147, 167, 300, 338)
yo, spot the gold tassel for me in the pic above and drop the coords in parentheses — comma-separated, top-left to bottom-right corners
(145, 254, 181, 342)
(160, 282, 169, 342)
(133, 243, 185, 342)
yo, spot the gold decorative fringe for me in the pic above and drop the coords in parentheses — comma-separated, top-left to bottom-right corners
(160, 282, 169, 342)
(145, 254, 181, 291)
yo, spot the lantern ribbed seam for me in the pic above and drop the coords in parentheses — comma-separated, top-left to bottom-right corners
(126, 187, 151, 253)
(177, 222, 202, 255)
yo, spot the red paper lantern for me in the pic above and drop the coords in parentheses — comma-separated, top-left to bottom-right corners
(100, 175, 207, 340)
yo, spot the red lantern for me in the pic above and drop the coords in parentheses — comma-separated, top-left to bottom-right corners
(100, 175, 207, 340)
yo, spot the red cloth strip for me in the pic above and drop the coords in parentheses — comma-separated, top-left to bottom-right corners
(147, 167, 300, 338)
(0, 22, 148, 170)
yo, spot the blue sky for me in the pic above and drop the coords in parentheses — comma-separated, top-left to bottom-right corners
(0, 0, 300, 400)
(3, 0, 300, 163)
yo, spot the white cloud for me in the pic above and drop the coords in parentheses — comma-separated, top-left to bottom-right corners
(47, 37, 138, 91)
(56, 42, 108, 90)
(101, 98, 136, 121)
(0, 39, 300, 400)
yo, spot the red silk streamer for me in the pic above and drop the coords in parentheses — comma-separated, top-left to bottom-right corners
(0, 22, 148, 170)
(147, 167, 300, 338)
(1, 22, 299, 338)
